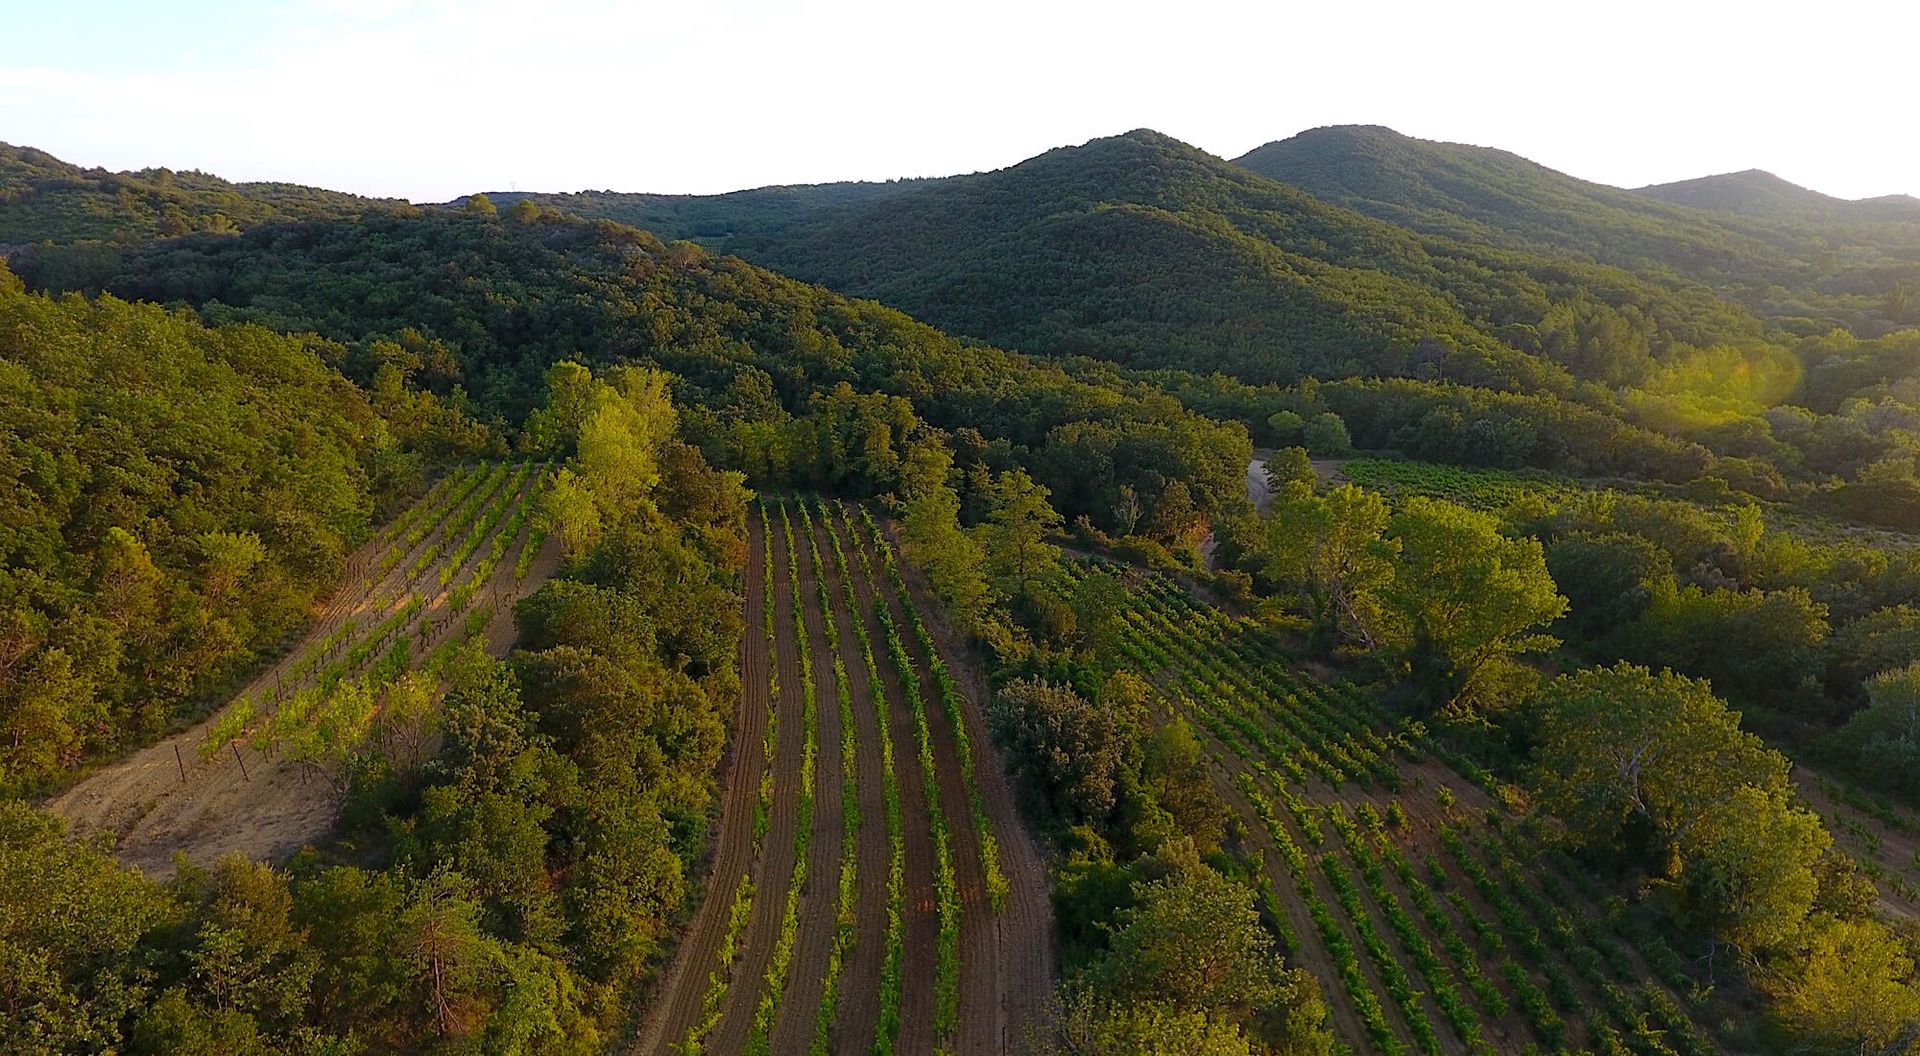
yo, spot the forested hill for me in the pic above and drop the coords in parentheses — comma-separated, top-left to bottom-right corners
(464, 177, 937, 243)
(1636, 168, 1920, 223)
(19, 204, 1255, 541)
(0, 142, 410, 245)
(1236, 125, 1920, 336)
(708, 129, 1788, 393)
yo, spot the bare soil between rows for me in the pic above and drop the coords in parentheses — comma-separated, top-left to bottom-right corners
(45, 468, 553, 876)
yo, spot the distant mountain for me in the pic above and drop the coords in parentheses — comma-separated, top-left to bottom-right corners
(1636, 169, 1920, 230)
(1235, 125, 1920, 335)
(1234, 125, 1782, 279)
(468, 179, 937, 243)
(0, 142, 409, 245)
(701, 128, 1775, 391)
(1634, 168, 1853, 218)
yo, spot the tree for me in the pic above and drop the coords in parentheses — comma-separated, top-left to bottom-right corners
(1544, 531, 1671, 638)
(1531, 663, 1790, 856)
(1087, 847, 1332, 1055)
(463, 193, 497, 216)
(977, 468, 1063, 597)
(1301, 413, 1352, 456)
(1050, 991, 1254, 1056)
(1259, 483, 1396, 651)
(544, 468, 603, 558)
(1262, 446, 1315, 492)
(990, 678, 1128, 821)
(197, 531, 267, 601)
(399, 869, 498, 1039)
(1098, 852, 1283, 1014)
(1265, 410, 1305, 446)
(1830, 661, 1920, 799)
(899, 442, 993, 633)
(1380, 497, 1565, 715)
(1069, 569, 1127, 668)
(1770, 915, 1920, 1054)
(95, 526, 164, 634)
(1677, 785, 1828, 952)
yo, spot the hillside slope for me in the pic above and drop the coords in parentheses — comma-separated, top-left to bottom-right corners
(0, 142, 409, 245)
(718, 129, 1771, 391)
(1237, 125, 1920, 335)
(471, 178, 935, 243)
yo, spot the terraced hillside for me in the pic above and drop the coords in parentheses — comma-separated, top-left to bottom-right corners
(631, 498, 1050, 1056)
(47, 459, 562, 874)
(1033, 557, 1753, 1056)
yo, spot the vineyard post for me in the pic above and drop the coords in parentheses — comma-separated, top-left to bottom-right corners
(174, 743, 186, 782)
(233, 742, 250, 781)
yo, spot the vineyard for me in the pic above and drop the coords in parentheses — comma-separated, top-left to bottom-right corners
(1034, 556, 1749, 1056)
(47, 460, 563, 875)
(631, 498, 1050, 1056)
(1339, 459, 1581, 512)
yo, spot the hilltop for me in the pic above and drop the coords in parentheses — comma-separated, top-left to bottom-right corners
(0, 142, 410, 245)
(1237, 124, 1920, 334)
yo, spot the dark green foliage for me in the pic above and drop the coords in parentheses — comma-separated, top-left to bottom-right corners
(720, 129, 1773, 394)
(0, 268, 480, 793)
(25, 208, 1251, 540)
(1238, 124, 1920, 338)
(0, 141, 407, 244)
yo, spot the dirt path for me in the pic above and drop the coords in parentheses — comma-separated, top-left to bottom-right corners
(46, 468, 550, 875)
(626, 512, 771, 1056)
(865, 510, 1056, 1055)
(812, 515, 890, 1054)
(767, 514, 846, 1054)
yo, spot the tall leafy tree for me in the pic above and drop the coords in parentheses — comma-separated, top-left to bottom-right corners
(1531, 663, 1790, 855)
(1259, 483, 1396, 651)
(1381, 497, 1565, 715)
(977, 468, 1063, 598)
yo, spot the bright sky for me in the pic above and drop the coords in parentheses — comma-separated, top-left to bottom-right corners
(4, 0, 1914, 203)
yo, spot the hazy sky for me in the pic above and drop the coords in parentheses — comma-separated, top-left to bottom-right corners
(5, 0, 1914, 203)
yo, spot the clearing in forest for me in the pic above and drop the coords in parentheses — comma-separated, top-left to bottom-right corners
(629, 498, 1050, 1056)
(46, 460, 564, 876)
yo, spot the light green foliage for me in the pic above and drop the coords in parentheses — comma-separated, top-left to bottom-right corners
(1533, 663, 1789, 850)
(1380, 497, 1565, 714)
(898, 440, 993, 633)
(1769, 915, 1920, 1054)
(1262, 446, 1316, 491)
(978, 467, 1063, 596)
(1258, 483, 1396, 650)
(1050, 992, 1256, 1056)
(1078, 845, 1333, 1056)
(1301, 412, 1351, 456)
(1677, 785, 1828, 952)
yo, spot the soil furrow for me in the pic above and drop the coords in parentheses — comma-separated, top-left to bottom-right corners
(872, 514, 1055, 1053)
(853, 519, 996, 1056)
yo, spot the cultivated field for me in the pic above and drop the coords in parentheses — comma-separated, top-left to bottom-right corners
(47, 460, 563, 874)
(630, 498, 1051, 1056)
(1037, 557, 1745, 1056)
